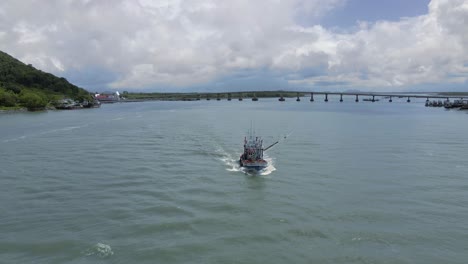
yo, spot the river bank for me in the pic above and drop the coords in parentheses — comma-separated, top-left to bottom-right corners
(0, 107, 27, 113)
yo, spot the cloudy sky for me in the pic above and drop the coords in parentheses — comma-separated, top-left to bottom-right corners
(1, 0, 467, 92)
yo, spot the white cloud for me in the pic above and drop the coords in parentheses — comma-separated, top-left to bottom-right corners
(279, 0, 468, 90)
(0, 0, 467, 91)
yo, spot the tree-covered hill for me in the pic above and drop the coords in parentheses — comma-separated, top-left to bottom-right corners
(0, 50, 92, 110)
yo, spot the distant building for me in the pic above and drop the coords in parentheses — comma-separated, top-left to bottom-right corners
(95, 91, 120, 103)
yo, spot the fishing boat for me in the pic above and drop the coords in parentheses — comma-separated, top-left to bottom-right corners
(239, 130, 278, 171)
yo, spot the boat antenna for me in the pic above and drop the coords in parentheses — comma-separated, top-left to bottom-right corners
(253, 121, 256, 138)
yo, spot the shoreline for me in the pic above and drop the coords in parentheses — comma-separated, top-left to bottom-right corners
(0, 108, 28, 114)
(123, 91, 468, 102)
(2, 91, 467, 113)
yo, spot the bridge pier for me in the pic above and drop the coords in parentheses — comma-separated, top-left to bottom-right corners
(310, 93, 314, 102)
(372, 95, 375, 102)
(340, 94, 343, 102)
(324, 94, 328, 102)
(355, 95, 359, 102)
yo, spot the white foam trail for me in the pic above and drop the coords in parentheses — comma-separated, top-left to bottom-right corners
(40, 124, 87, 134)
(259, 156, 276, 176)
(225, 157, 241, 172)
(53, 126, 84, 132)
(214, 146, 242, 172)
(2, 135, 27, 143)
(84, 243, 114, 258)
(2, 124, 89, 143)
(38, 125, 89, 135)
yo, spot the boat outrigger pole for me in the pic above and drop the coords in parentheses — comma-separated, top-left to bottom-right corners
(262, 130, 293, 152)
(263, 141, 279, 151)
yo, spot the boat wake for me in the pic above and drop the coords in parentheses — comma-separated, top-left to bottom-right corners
(2, 125, 89, 143)
(83, 243, 114, 258)
(42, 125, 88, 134)
(2, 135, 27, 143)
(216, 147, 276, 176)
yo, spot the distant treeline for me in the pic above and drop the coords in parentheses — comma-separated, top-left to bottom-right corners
(437, 92, 468, 96)
(0, 50, 91, 110)
(124, 91, 306, 100)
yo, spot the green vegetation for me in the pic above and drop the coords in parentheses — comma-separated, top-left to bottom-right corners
(0, 50, 92, 111)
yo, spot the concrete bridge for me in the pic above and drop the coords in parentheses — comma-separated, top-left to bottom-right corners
(300, 92, 464, 103)
(198, 91, 466, 103)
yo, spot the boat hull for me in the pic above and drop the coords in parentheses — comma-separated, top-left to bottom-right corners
(239, 158, 268, 170)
